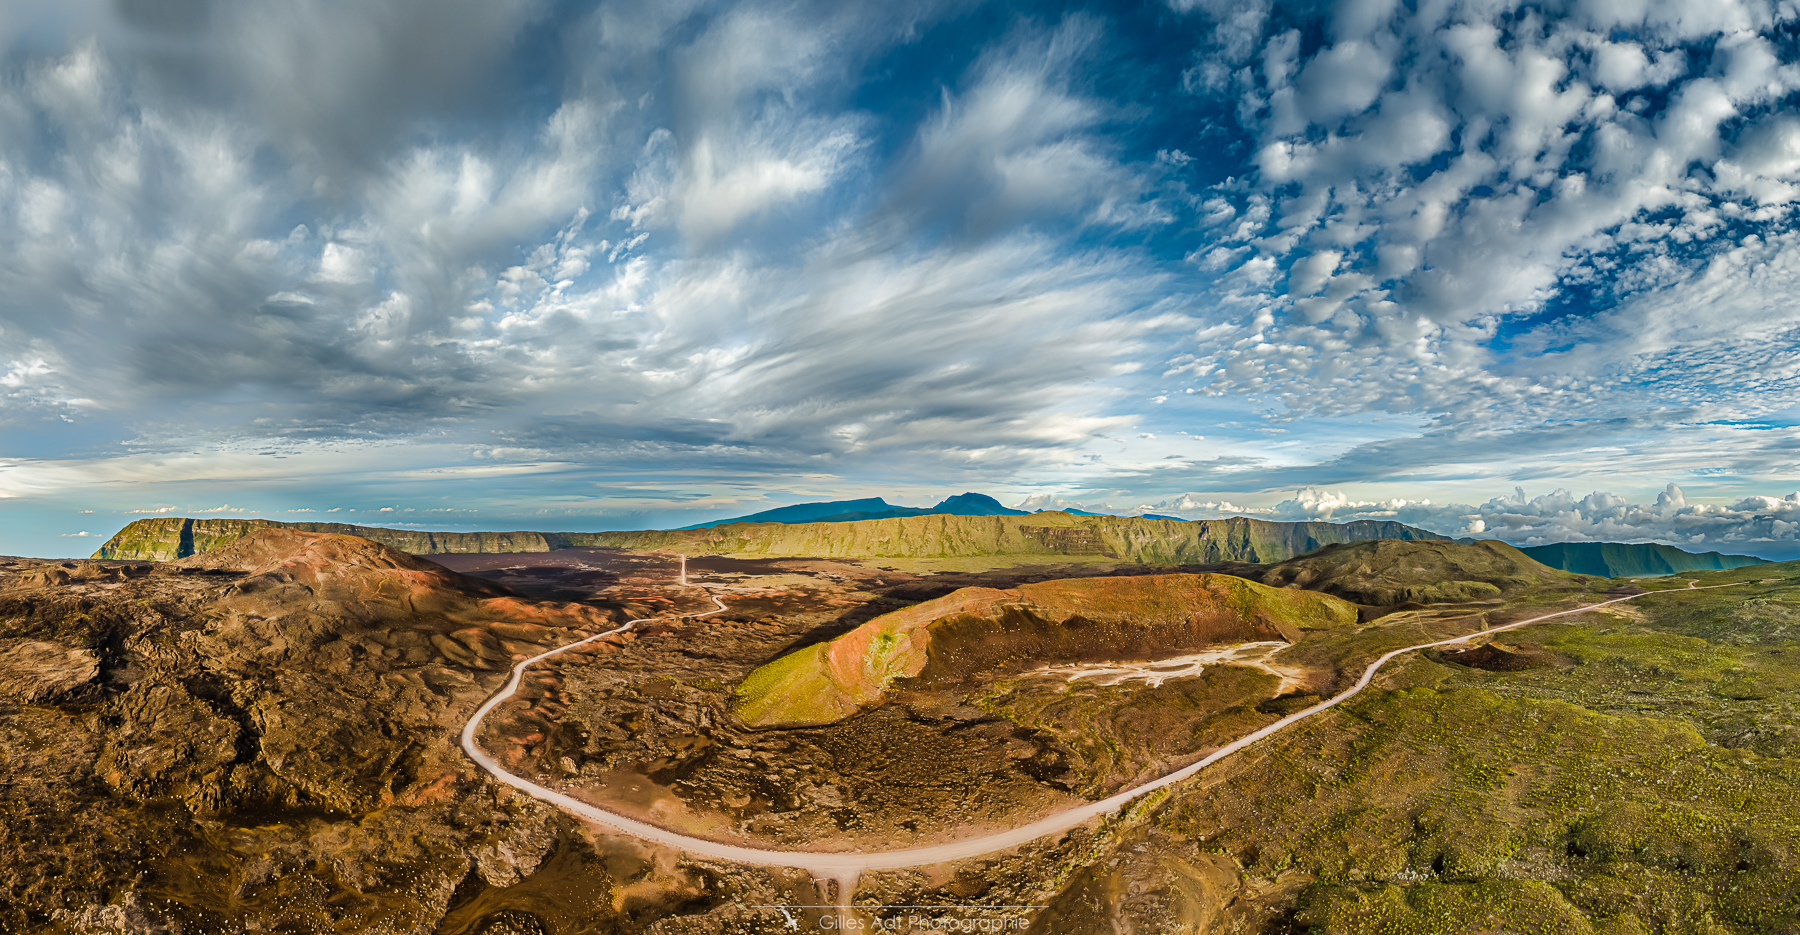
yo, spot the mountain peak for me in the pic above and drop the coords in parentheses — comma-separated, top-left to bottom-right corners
(930, 492, 1028, 516)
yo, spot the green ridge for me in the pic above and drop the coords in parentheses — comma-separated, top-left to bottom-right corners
(1519, 541, 1767, 577)
(1247, 539, 1592, 605)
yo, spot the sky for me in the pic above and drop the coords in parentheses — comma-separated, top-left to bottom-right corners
(4, 0, 1800, 559)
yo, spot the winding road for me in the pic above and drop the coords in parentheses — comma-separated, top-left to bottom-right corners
(460, 575, 1744, 889)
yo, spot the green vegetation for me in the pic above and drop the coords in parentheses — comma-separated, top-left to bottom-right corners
(1142, 563, 1800, 934)
(1298, 881, 1607, 935)
(731, 643, 850, 727)
(1161, 679, 1800, 932)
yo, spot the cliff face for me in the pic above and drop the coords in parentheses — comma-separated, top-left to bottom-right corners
(95, 512, 1448, 564)
(581, 513, 1447, 563)
(93, 518, 590, 561)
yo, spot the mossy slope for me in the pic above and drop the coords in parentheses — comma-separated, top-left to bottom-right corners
(735, 573, 1357, 728)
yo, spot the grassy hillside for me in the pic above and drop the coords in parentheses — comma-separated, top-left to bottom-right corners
(735, 573, 1358, 728)
(94, 513, 1448, 564)
(1143, 560, 1800, 934)
(1520, 541, 1767, 577)
(1243, 539, 1592, 605)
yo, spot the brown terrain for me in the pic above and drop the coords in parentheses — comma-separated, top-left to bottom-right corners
(7, 532, 1797, 935)
(1, 533, 1344, 934)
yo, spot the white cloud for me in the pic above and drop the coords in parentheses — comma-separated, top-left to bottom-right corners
(315, 243, 371, 284)
(1295, 40, 1390, 124)
(1175, 0, 1800, 428)
(898, 15, 1165, 236)
(1144, 483, 1800, 551)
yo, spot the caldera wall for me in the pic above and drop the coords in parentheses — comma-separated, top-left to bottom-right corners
(94, 513, 1448, 564)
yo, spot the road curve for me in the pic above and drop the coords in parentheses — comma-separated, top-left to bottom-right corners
(461, 581, 1743, 874)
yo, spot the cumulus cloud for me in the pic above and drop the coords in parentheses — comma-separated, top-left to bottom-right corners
(1174, 0, 1800, 426)
(1142, 483, 1800, 552)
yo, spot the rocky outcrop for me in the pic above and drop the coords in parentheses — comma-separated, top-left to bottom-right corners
(0, 640, 99, 702)
(735, 573, 1358, 728)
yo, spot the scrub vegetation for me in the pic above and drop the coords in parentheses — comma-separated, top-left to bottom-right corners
(1138, 564, 1800, 934)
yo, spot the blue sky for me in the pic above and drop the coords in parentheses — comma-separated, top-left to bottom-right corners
(5, 0, 1800, 559)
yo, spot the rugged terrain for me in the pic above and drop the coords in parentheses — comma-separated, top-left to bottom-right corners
(5, 533, 1798, 934)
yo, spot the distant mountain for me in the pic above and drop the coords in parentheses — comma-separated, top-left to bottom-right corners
(1518, 542, 1767, 577)
(676, 492, 1028, 529)
(933, 492, 1030, 516)
(1033, 508, 1187, 520)
(672, 498, 896, 529)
